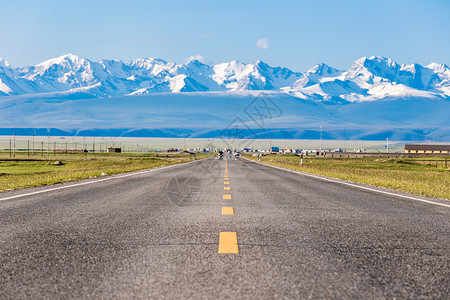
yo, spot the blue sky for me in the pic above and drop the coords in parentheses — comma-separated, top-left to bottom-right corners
(1, 0, 449, 71)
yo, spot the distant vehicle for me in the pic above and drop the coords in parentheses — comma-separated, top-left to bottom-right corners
(271, 146, 279, 154)
(234, 151, 240, 157)
(218, 150, 224, 159)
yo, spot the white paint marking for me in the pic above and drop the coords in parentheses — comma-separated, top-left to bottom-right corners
(244, 158, 450, 209)
(0, 159, 203, 202)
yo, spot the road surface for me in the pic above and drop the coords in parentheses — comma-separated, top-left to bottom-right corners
(1, 155, 449, 299)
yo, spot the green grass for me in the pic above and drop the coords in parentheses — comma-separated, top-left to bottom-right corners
(0, 152, 212, 192)
(245, 154, 450, 200)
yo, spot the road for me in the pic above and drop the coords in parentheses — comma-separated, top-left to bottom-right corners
(1, 155, 449, 299)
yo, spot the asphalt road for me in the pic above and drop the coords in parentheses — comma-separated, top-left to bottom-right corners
(0, 155, 449, 299)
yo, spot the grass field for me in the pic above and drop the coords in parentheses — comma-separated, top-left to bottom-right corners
(0, 152, 212, 192)
(245, 154, 450, 200)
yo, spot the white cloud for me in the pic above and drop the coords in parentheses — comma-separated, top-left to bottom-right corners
(256, 38, 270, 50)
(185, 54, 208, 64)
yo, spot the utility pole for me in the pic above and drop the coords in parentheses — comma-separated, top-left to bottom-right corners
(269, 136, 272, 152)
(41, 142, 44, 157)
(319, 126, 323, 152)
(13, 132, 16, 157)
(47, 135, 50, 157)
(386, 137, 389, 153)
(93, 137, 95, 156)
(9, 139, 11, 158)
(28, 140, 30, 157)
(344, 117, 347, 152)
(32, 132, 35, 156)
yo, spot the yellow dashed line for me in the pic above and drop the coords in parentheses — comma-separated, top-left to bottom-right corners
(218, 160, 238, 254)
(218, 232, 239, 253)
(221, 207, 234, 215)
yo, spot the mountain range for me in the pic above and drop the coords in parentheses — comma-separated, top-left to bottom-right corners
(1, 54, 449, 102)
(1, 54, 449, 141)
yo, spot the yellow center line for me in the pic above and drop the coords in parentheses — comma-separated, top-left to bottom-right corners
(218, 232, 239, 253)
(224, 181, 229, 184)
(224, 186, 230, 190)
(223, 194, 232, 199)
(221, 207, 234, 215)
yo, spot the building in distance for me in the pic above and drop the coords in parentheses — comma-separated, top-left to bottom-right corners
(405, 144, 450, 154)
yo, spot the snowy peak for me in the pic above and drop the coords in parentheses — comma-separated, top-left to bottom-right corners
(129, 57, 174, 72)
(21, 53, 108, 91)
(291, 63, 343, 89)
(35, 53, 87, 68)
(426, 62, 450, 73)
(306, 63, 342, 77)
(212, 60, 301, 91)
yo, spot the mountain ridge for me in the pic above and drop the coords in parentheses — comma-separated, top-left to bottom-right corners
(0, 54, 449, 102)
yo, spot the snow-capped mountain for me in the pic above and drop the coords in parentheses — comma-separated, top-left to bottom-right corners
(285, 56, 450, 102)
(0, 54, 449, 101)
(212, 60, 301, 91)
